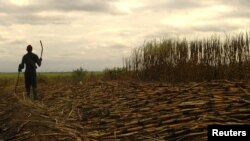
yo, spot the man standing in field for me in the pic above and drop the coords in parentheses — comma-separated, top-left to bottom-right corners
(18, 45, 42, 100)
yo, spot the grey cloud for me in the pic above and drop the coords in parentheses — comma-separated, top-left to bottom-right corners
(142, 0, 250, 14)
(231, 11, 250, 18)
(162, 0, 203, 10)
(0, 0, 117, 14)
(212, 0, 250, 19)
(43, 0, 115, 12)
(191, 24, 240, 33)
(0, 13, 72, 25)
(0, 0, 121, 25)
(14, 14, 69, 25)
(142, 25, 193, 39)
(143, 23, 241, 39)
(109, 43, 126, 49)
(141, 0, 204, 12)
(219, 9, 250, 19)
(219, 0, 250, 7)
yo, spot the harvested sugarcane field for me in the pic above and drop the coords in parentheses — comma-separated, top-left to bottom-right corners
(1, 0, 250, 141)
(0, 78, 250, 140)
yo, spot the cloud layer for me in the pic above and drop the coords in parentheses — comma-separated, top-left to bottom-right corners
(0, 0, 249, 72)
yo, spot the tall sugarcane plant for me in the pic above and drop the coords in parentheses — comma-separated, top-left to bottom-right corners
(123, 32, 250, 82)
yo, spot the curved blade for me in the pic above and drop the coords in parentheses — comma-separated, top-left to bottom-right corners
(40, 40, 43, 58)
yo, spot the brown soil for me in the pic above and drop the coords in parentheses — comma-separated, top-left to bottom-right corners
(0, 80, 249, 141)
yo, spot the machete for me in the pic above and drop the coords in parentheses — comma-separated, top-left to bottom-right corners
(40, 40, 43, 59)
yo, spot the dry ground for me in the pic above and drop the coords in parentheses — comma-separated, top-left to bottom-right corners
(0, 80, 249, 141)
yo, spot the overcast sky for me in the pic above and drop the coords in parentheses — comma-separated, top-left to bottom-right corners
(0, 0, 249, 72)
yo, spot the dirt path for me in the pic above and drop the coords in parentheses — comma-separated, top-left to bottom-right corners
(0, 80, 250, 140)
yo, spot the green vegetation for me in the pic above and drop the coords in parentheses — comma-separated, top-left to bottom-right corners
(38, 72, 72, 77)
(103, 67, 127, 80)
(0, 71, 104, 85)
(0, 72, 71, 79)
(71, 67, 88, 82)
(0, 73, 21, 79)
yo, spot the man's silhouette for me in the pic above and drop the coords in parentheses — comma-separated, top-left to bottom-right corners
(18, 45, 42, 100)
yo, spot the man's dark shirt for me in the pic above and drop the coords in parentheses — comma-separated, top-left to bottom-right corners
(19, 52, 41, 72)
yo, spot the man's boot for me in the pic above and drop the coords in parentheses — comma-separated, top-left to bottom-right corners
(26, 88, 30, 97)
(32, 88, 38, 100)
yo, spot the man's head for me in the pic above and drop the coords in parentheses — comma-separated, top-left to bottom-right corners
(26, 45, 32, 52)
